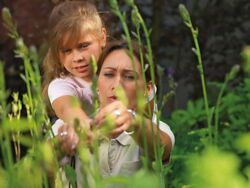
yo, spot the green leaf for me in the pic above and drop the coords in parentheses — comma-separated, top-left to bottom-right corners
(178, 4, 191, 27)
(64, 164, 77, 188)
(1, 118, 36, 133)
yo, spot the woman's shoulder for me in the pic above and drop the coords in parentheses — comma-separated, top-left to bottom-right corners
(158, 120, 175, 147)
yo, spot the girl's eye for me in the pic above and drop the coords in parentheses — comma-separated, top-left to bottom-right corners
(78, 43, 90, 49)
(61, 48, 71, 54)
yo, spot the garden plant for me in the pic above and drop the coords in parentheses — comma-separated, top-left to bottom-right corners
(0, 0, 250, 188)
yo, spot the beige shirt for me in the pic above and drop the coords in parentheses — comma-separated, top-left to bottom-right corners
(72, 132, 142, 187)
(97, 119, 174, 177)
(53, 120, 174, 187)
(99, 132, 143, 177)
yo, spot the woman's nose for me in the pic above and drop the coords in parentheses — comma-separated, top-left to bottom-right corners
(111, 76, 122, 90)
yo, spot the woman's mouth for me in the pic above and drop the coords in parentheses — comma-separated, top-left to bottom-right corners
(108, 96, 117, 102)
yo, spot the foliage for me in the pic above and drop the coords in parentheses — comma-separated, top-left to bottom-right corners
(168, 74, 250, 186)
(164, 4, 250, 188)
(1, 1, 250, 188)
(159, 0, 250, 106)
(1, 1, 168, 187)
(186, 147, 248, 188)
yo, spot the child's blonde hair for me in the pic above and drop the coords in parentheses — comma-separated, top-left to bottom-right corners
(42, 0, 105, 114)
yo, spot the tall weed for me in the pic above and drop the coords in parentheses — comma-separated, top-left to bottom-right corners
(166, 4, 250, 187)
(1, 1, 250, 188)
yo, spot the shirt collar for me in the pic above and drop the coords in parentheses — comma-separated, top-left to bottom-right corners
(114, 131, 133, 146)
(98, 132, 133, 146)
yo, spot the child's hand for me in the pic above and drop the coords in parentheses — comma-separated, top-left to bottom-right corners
(57, 123, 79, 155)
(57, 122, 94, 155)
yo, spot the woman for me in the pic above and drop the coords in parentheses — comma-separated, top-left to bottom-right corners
(57, 40, 175, 177)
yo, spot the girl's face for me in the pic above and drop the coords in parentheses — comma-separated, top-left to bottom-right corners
(97, 49, 147, 109)
(59, 27, 106, 82)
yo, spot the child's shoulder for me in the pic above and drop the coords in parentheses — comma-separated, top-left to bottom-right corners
(50, 75, 78, 86)
(49, 75, 91, 89)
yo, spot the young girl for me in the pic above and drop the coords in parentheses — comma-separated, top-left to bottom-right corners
(42, 1, 106, 132)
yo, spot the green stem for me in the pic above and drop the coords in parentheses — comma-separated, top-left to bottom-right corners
(110, 0, 152, 169)
(214, 64, 239, 144)
(135, 26, 150, 169)
(214, 80, 227, 144)
(137, 7, 163, 174)
(131, 5, 164, 187)
(0, 62, 14, 169)
(23, 58, 34, 115)
(191, 27, 212, 143)
(179, 4, 212, 143)
(2, 131, 14, 170)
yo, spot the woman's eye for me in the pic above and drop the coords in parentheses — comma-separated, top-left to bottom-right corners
(104, 72, 114, 78)
(124, 74, 135, 80)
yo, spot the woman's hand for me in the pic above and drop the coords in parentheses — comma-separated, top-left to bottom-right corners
(94, 101, 135, 138)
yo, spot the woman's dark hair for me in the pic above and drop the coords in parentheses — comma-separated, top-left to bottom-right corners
(97, 40, 158, 85)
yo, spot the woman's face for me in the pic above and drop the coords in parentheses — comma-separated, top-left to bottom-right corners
(97, 49, 146, 109)
(59, 27, 106, 82)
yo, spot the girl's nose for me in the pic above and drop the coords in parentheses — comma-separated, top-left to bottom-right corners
(72, 50, 84, 63)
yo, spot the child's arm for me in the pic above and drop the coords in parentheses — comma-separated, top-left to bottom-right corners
(47, 78, 92, 129)
(51, 95, 91, 129)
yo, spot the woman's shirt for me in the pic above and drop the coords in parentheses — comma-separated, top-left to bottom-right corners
(96, 120, 175, 177)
